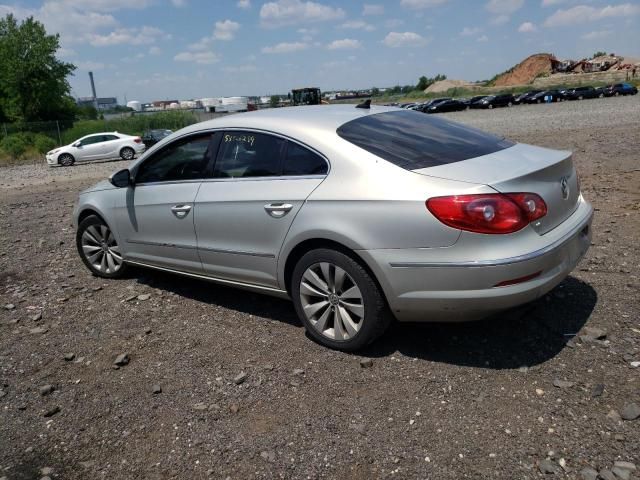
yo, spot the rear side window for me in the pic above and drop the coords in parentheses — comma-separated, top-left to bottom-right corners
(336, 110, 514, 170)
(283, 142, 328, 176)
(214, 131, 285, 178)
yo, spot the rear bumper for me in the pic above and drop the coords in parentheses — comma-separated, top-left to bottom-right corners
(359, 197, 593, 322)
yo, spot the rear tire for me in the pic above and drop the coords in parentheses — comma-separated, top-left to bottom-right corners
(507, 102, 513, 107)
(614, 91, 620, 97)
(120, 147, 135, 160)
(488, 104, 493, 109)
(59, 153, 74, 167)
(291, 248, 391, 351)
(578, 95, 584, 100)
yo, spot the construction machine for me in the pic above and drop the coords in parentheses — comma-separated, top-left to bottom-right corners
(290, 87, 327, 105)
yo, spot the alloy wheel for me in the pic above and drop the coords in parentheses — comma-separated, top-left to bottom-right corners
(81, 224, 123, 274)
(121, 148, 134, 160)
(299, 262, 364, 341)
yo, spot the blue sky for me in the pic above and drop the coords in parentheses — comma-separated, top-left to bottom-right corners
(1, 0, 639, 102)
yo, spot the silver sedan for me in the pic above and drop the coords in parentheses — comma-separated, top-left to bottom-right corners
(73, 105, 593, 350)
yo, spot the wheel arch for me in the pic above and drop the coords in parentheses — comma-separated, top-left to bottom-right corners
(281, 238, 389, 305)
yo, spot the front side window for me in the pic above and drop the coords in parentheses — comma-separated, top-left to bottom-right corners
(337, 110, 514, 170)
(135, 133, 215, 183)
(213, 131, 284, 178)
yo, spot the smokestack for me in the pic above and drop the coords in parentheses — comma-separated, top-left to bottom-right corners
(88, 71, 98, 109)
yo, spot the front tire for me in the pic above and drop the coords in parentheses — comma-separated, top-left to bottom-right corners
(76, 215, 127, 279)
(291, 249, 391, 351)
(120, 147, 135, 160)
(58, 153, 74, 167)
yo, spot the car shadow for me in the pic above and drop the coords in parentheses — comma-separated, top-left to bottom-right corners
(361, 276, 598, 369)
(133, 270, 596, 369)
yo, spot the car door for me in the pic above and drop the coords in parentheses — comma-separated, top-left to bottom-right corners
(194, 131, 328, 288)
(101, 134, 121, 158)
(114, 132, 219, 273)
(74, 135, 106, 161)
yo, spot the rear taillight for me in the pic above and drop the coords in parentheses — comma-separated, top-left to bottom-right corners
(426, 193, 547, 234)
(134, 137, 142, 143)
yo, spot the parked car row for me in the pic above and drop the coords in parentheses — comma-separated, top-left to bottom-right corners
(386, 83, 637, 115)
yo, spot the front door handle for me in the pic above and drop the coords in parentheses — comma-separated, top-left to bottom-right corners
(171, 204, 192, 219)
(264, 203, 293, 218)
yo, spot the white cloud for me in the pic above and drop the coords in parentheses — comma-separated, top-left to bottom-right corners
(261, 41, 309, 53)
(223, 64, 258, 73)
(174, 51, 220, 64)
(385, 18, 404, 28)
(485, 0, 524, 14)
(260, 0, 345, 27)
(400, 0, 449, 8)
(76, 60, 110, 70)
(188, 36, 213, 51)
(54, 0, 152, 12)
(491, 14, 510, 25)
(149, 46, 162, 55)
(477, 34, 489, 42)
(88, 26, 166, 47)
(362, 3, 384, 15)
(581, 29, 612, 40)
(544, 3, 640, 27)
(237, 0, 251, 8)
(541, 0, 564, 6)
(460, 26, 482, 36)
(57, 47, 77, 58)
(214, 20, 240, 40)
(518, 21, 537, 32)
(382, 31, 427, 47)
(340, 20, 375, 31)
(326, 38, 362, 50)
(171, 0, 187, 6)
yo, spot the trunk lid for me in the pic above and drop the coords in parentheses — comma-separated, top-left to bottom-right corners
(413, 143, 580, 235)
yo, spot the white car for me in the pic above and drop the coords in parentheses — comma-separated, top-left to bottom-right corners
(46, 132, 146, 167)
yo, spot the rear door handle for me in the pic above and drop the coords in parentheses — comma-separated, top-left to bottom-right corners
(171, 204, 192, 218)
(264, 203, 293, 218)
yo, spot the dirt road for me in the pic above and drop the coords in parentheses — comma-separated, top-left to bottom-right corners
(1, 96, 639, 479)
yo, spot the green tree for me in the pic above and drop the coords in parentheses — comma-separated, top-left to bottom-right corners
(416, 76, 429, 90)
(76, 105, 98, 120)
(270, 95, 280, 108)
(371, 87, 380, 96)
(0, 14, 76, 124)
(591, 51, 607, 59)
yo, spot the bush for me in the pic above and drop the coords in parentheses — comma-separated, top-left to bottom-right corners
(34, 134, 56, 153)
(0, 133, 29, 159)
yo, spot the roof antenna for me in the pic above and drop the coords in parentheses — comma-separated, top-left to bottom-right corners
(356, 99, 371, 109)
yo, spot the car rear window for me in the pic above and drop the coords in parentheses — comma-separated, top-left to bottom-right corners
(336, 110, 514, 170)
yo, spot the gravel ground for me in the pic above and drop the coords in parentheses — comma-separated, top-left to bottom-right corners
(1, 96, 639, 480)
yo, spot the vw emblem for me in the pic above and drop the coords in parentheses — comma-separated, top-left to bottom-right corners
(560, 176, 570, 200)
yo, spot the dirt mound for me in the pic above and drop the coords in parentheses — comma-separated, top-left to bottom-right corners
(492, 53, 555, 87)
(424, 79, 474, 93)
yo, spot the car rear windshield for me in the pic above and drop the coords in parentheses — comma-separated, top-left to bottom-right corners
(336, 110, 514, 170)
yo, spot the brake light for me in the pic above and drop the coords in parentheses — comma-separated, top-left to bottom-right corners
(134, 137, 142, 143)
(426, 193, 547, 234)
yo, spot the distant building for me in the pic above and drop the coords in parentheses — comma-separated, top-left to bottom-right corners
(77, 97, 118, 111)
(151, 100, 180, 109)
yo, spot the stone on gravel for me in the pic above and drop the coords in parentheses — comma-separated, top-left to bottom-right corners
(553, 379, 574, 388)
(539, 459, 559, 474)
(360, 358, 373, 368)
(620, 403, 640, 421)
(611, 467, 632, 480)
(137, 294, 151, 301)
(40, 467, 53, 475)
(591, 384, 605, 397)
(606, 409, 621, 422)
(233, 372, 247, 385)
(260, 450, 276, 462)
(583, 326, 607, 339)
(30, 312, 42, 321)
(229, 403, 239, 414)
(64, 353, 75, 361)
(114, 353, 129, 366)
(39, 384, 54, 396)
(152, 384, 162, 394)
(613, 461, 636, 471)
(579, 467, 598, 480)
(43, 406, 60, 417)
(630, 361, 640, 368)
(29, 327, 47, 334)
(535, 388, 545, 396)
(4, 303, 15, 310)
(599, 469, 616, 480)
(292, 368, 305, 376)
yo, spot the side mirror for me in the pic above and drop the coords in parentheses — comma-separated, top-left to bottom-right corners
(110, 169, 131, 188)
(72, 142, 80, 147)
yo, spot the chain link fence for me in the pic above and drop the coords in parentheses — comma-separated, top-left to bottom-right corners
(1, 120, 63, 145)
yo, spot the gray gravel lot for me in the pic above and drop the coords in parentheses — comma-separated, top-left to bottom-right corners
(1, 95, 639, 479)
